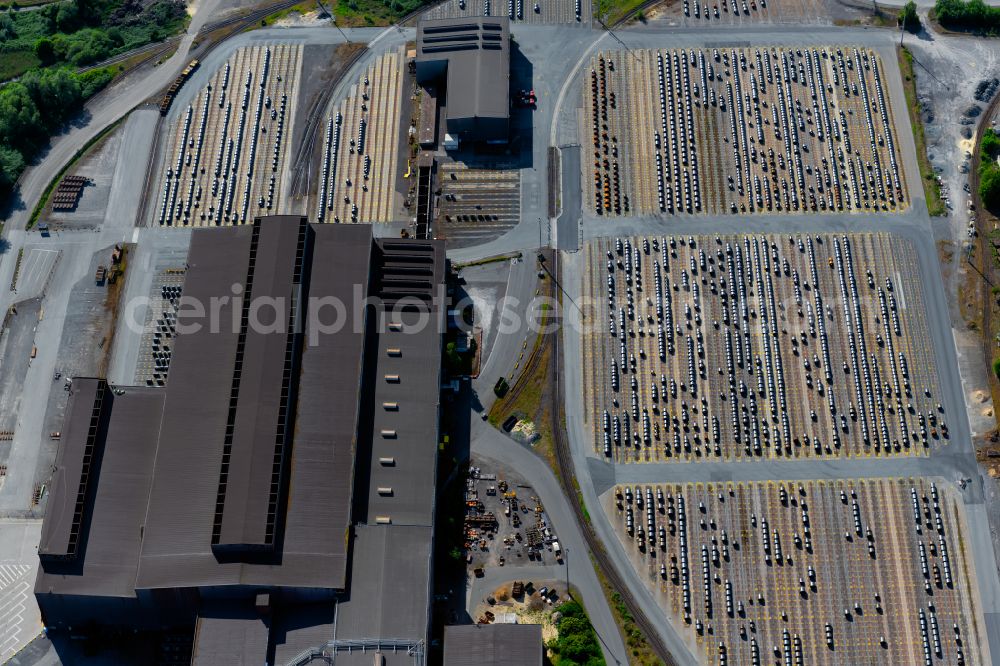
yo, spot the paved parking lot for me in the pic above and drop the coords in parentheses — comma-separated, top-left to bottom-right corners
(654, 0, 829, 26)
(0, 520, 42, 664)
(13, 250, 60, 302)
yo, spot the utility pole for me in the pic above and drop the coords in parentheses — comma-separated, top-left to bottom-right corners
(564, 546, 569, 595)
(331, 15, 350, 43)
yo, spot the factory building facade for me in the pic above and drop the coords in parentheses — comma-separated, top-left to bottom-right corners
(34, 216, 446, 665)
(415, 17, 511, 145)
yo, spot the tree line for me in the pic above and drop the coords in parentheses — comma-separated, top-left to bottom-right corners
(0, 66, 113, 195)
(935, 0, 1000, 32)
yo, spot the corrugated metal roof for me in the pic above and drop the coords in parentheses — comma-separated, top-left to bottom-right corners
(270, 602, 336, 665)
(36, 385, 164, 597)
(443, 624, 543, 666)
(37, 218, 445, 651)
(136, 224, 254, 589)
(334, 524, 432, 643)
(416, 17, 510, 125)
(38, 378, 104, 559)
(217, 216, 305, 550)
(191, 603, 270, 666)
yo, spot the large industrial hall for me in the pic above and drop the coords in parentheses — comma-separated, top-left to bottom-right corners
(33, 216, 445, 665)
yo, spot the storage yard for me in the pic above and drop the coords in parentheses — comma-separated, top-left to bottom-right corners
(316, 49, 403, 224)
(582, 233, 946, 462)
(464, 464, 565, 571)
(436, 164, 522, 247)
(654, 0, 829, 26)
(422, 0, 587, 25)
(584, 47, 907, 217)
(133, 268, 186, 386)
(155, 44, 303, 226)
(604, 478, 987, 666)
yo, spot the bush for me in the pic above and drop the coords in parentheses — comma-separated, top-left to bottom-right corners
(980, 129, 1000, 211)
(901, 0, 920, 30)
(993, 357, 1000, 381)
(935, 0, 1000, 32)
(549, 601, 605, 666)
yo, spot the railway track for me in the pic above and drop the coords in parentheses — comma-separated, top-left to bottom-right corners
(546, 252, 681, 666)
(970, 78, 1000, 410)
(288, 45, 368, 198)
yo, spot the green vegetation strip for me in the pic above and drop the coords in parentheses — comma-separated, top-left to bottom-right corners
(898, 46, 946, 217)
(935, 0, 1000, 33)
(26, 114, 124, 229)
(549, 600, 606, 665)
(10, 247, 24, 291)
(332, 0, 432, 26)
(980, 128, 1000, 210)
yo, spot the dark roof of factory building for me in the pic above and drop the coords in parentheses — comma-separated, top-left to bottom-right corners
(333, 524, 433, 643)
(416, 17, 510, 123)
(191, 603, 270, 666)
(36, 217, 446, 655)
(36, 381, 163, 597)
(270, 603, 336, 665)
(443, 624, 544, 666)
(137, 217, 359, 591)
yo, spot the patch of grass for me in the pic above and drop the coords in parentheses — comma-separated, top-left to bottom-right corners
(259, 0, 319, 25)
(487, 267, 558, 469)
(0, 49, 41, 80)
(898, 45, 946, 217)
(331, 0, 431, 26)
(588, 554, 659, 666)
(594, 0, 648, 25)
(99, 243, 130, 375)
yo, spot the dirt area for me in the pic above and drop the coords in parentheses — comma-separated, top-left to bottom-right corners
(471, 580, 567, 638)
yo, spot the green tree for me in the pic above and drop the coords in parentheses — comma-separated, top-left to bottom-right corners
(34, 37, 55, 64)
(55, 2, 81, 33)
(900, 0, 920, 30)
(0, 145, 25, 191)
(0, 11, 15, 40)
(0, 83, 43, 154)
(984, 128, 1000, 158)
(979, 165, 1000, 211)
(21, 68, 82, 129)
